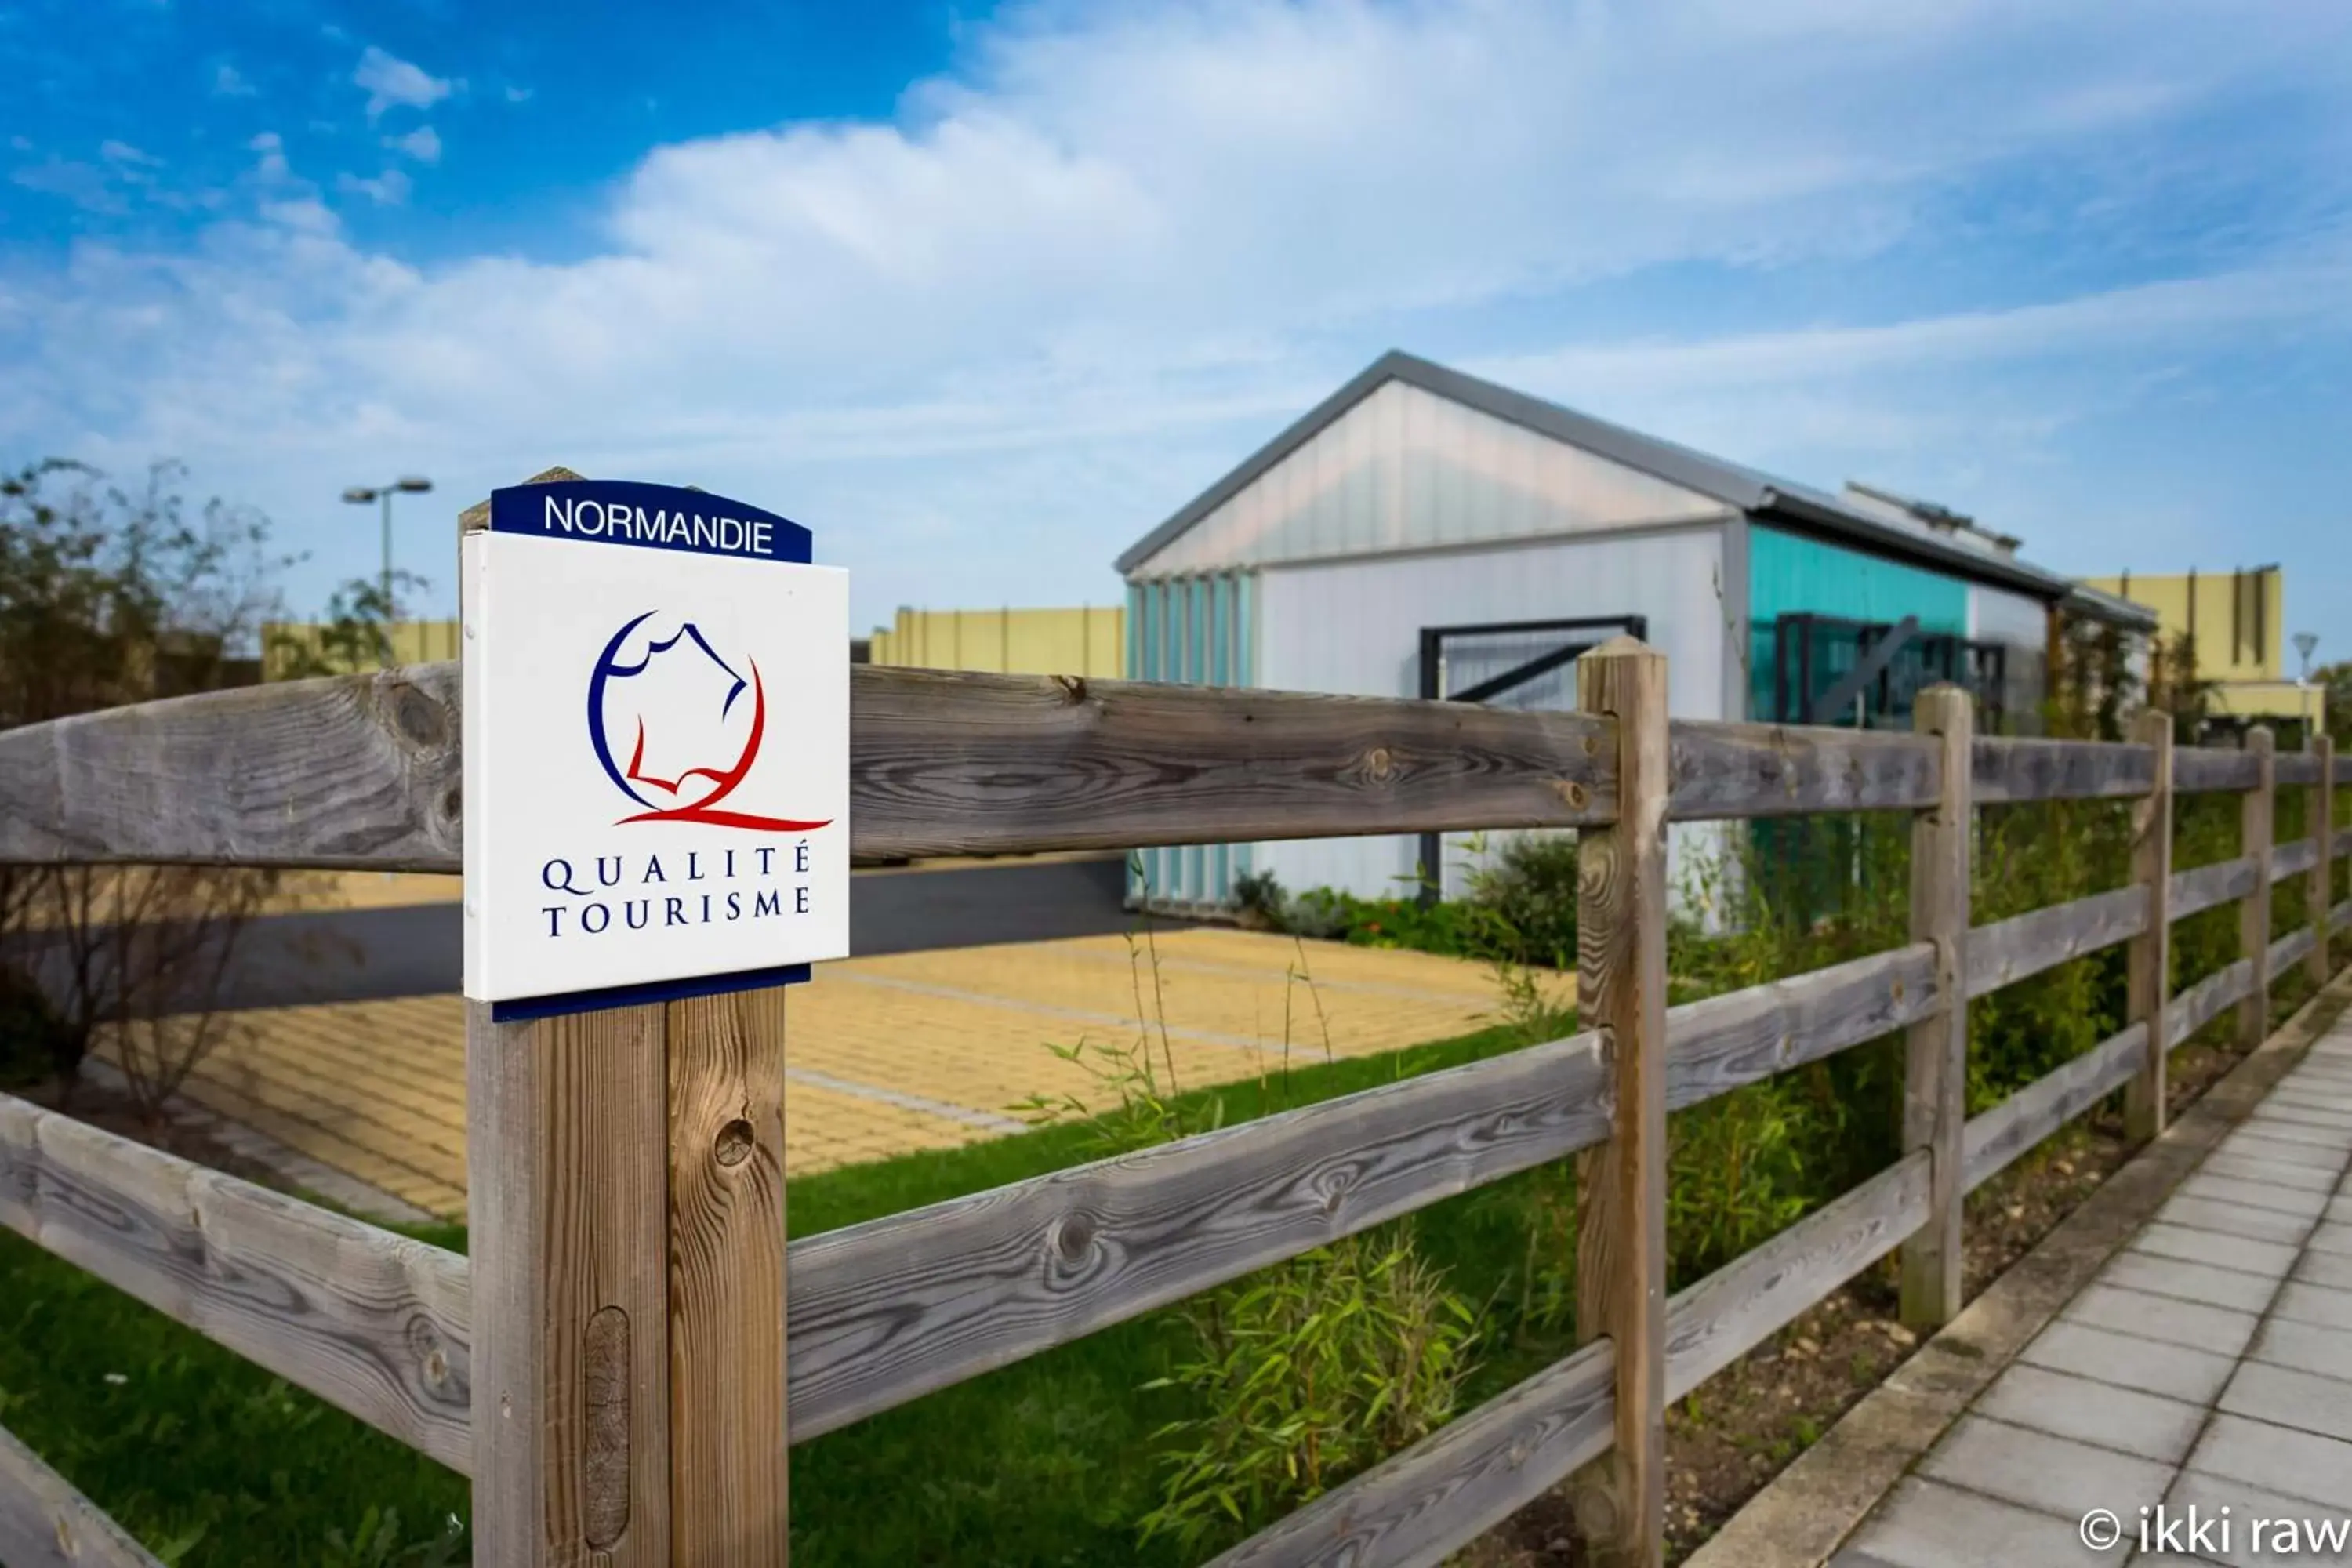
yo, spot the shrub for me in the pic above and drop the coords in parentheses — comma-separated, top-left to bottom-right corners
(1249, 832, 1579, 971)
(0, 967, 68, 1091)
(1137, 1226, 1479, 1557)
(1016, 929, 1484, 1557)
(1465, 832, 1581, 968)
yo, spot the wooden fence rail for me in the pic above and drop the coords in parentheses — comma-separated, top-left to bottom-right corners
(0, 646, 2345, 1568)
(0, 1423, 163, 1568)
(0, 668, 2284, 874)
(0, 1095, 473, 1472)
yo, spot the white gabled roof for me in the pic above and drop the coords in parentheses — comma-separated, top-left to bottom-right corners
(1118, 351, 2104, 608)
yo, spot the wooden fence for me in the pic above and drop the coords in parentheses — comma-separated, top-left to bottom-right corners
(1, 639, 2347, 1568)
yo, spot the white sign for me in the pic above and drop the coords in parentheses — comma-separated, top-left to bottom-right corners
(461, 480, 848, 1011)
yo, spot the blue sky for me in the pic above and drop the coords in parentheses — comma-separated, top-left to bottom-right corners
(5, 0, 2350, 662)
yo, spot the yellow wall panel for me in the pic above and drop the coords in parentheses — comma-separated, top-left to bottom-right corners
(2082, 568, 2285, 681)
(866, 605, 1125, 677)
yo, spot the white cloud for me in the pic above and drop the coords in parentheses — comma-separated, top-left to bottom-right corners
(247, 131, 289, 181)
(504, 84, 532, 104)
(98, 140, 161, 169)
(213, 62, 256, 97)
(260, 198, 340, 236)
(1479, 260, 2352, 405)
(9, 0, 2352, 626)
(384, 126, 442, 165)
(354, 46, 452, 120)
(9, 158, 121, 212)
(337, 167, 413, 205)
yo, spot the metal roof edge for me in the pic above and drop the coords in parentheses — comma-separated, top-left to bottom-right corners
(1114, 351, 2107, 610)
(2060, 580, 2163, 632)
(1753, 485, 2081, 602)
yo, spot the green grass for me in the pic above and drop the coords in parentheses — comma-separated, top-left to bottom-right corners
(1, 1016, 1555, 1568)
(21, 917, 2336, 1565)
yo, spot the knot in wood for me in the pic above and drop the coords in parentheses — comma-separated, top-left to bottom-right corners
(714, 1117, 756, 1167)
(407, 1314, 451, 1388)
(1052, 674, 1090, 704)
(1054, 1210, 1097, 1263)
(1554, 779, 1589, 811)
(1594, 1027, 1620, 1073)
(1319, 1171, 1356, 1217)
(1363, 746, 1394, 782)
(386, 681, 448, 750)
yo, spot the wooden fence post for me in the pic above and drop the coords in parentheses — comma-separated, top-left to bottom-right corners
(2238, 726, 2274, 1047)
(2125, 710, 2173, 1142)
(668, 988, 792, 1565)
(468, 1003, 674, 1568)
(1900, 684, 1972, 1330)
(1570, 637, 1668, 1568)
(2310, 736, 2334, 989)
(464, 477, 793, 1568)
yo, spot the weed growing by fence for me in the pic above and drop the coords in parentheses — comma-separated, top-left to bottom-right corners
(1138, 1228, 1479, 1556)
(1015, 909, 1484, 1557)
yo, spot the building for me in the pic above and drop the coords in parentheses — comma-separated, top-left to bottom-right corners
(2079, 566, 2316, 729)
(261, 619, 463, 679)
(866, 605, 1124, 677)
(1115, 350, 2154, 911)
(262, 612, 968, 679)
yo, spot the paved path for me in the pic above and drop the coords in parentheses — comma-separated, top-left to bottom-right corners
(1835, 1014, 2352, 1566)
(109, 927, 1532, 1218)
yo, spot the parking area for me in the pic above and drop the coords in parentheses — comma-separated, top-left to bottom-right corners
(142, 925, 1534, 1218)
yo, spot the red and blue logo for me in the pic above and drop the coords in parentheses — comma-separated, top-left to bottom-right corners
(586, 611, 831, 832)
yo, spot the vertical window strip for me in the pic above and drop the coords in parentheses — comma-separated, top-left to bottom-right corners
(1158, 578, 1176, 683)
(1236, 572, 1256, 889)
(1211, 574, 1230, 688)
(1239, 572, 1256, 686)
(1169, 578, 1185, 899)
(1144, 580, 1166, 905)
(1125, 582, 1142, 681)
(1187, 576, 1206, 900)
(1210, 573, 1234, 899)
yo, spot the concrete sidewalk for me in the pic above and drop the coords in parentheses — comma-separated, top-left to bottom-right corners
(1832, 1011, 2352, 1566)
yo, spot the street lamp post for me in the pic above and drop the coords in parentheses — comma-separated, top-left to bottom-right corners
(341, 476, 434, 632)
(2295, 632, 2321, 742)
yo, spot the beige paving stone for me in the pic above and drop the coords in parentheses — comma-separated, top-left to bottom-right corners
(132, 929, 1516, 1218)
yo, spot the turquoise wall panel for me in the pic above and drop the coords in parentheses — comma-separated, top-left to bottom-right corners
(1749, 526, 1969, 630)
(1748, 526, 1970, 720)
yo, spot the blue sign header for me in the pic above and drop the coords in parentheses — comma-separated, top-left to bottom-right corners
(489, 480, 812, 565)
